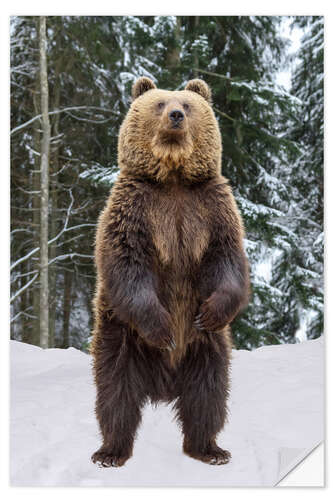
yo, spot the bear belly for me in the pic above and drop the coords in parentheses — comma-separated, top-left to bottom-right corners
(148, 189, 210, 363)
(149, 188, 210, 270)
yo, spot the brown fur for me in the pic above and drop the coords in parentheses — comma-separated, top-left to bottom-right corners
(91, 77, 250, 468)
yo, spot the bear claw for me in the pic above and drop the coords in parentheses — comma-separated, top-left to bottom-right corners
(194, 314, 205, 331)
(208, 450, 231, 465)
(91, 450, 129, 468)
(166, 338, 177, 351)
(184, 444, 231, 466)
(194, 315, 213, 334)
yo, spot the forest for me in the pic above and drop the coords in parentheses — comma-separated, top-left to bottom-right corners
(10, 16, 324, 351)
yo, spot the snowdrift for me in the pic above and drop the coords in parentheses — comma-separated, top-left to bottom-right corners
(10, 337, 324, 486)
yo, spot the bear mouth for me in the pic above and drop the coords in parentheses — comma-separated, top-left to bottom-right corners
(159, 126, 186, 142)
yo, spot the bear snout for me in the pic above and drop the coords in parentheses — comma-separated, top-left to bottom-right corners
(169, 109, 184, 127)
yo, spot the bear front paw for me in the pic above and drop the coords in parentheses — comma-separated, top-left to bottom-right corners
(194, 295, 228, 333)
(140, 307, 176, 350)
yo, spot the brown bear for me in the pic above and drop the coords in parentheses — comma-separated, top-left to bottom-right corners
(90, 77, 250, 468)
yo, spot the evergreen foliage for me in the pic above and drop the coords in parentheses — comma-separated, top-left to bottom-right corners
(287, 16, 324, 341)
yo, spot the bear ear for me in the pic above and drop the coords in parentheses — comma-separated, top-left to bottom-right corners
(185, 79, 212, 104)
(132, 77, 157, 100)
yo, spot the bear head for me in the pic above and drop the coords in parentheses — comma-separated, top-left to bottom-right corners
(118, 77, 222, 183)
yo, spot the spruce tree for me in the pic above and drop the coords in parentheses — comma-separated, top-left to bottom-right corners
(287, 16, 324, 341)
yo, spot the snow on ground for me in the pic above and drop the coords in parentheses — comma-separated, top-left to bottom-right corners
(10, 337, 323, 487)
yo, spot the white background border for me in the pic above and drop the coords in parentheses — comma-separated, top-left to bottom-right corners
(278, 443, 324, 486)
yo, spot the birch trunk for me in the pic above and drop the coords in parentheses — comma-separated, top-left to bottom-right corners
(39, 16, 50, 349)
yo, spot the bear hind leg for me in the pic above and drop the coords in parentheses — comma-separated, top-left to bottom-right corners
(174, 334, 231, 465)
(91, 315, 148, 467)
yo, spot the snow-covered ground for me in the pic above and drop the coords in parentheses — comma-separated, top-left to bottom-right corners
(10, 337, 324, 487)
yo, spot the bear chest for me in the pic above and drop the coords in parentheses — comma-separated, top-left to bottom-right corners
(148, 188, 210, 269)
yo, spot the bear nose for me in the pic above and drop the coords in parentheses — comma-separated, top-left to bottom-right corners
(169, 109, 184, 123)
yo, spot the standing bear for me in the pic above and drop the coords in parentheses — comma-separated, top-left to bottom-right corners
(91, 77, 250, 467)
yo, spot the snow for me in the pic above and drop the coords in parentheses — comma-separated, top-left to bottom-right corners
(79, 164, 119, 187)
(295, 309, 319, 343)
(253, 245, 283, 284)
(10, 337, 323, 487)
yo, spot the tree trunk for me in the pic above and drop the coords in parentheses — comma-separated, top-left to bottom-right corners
(166, 16, 182, 87)
(39, 16, 51, 349)
(62, 270, 73, 348)
(21, 259, 30, 343)
(193, 16, 199, 78)
(49, 57, 62, 348)
(31, 79, 41, 346)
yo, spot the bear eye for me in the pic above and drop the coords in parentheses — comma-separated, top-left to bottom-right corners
(183, 103, 190, 112)
(157, 101, 165, 110)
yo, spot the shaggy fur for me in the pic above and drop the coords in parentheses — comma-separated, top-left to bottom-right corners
(91, 77, 250, 468)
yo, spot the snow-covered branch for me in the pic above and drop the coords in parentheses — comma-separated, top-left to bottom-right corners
(11, 191, 95, 278)
(10, 272, 39, 304)
(11, 106, 120, 136)
(10, 190, 74, 272)
(48, 253, 94, 266)
(11, 268, 40, 285)
(10, 309, 37, 324)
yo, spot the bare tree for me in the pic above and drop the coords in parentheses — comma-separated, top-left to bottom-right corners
(39, 16, 51, 349)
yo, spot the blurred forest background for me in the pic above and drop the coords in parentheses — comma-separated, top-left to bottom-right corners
(10, 16, 323, 351)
